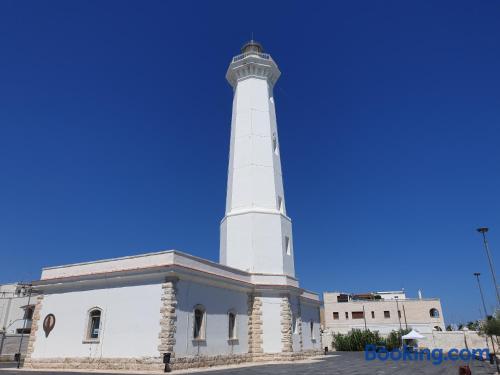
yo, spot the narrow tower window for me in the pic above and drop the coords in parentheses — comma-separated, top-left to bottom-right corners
(278, 196, 284, 213)
(193, 305, 206, 340)
(272, 133, 279, 154)
(228, 311, 236, 339)
(284, 236, 291, 255)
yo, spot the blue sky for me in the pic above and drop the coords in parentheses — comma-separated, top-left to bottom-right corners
(1, 1, 499, 324)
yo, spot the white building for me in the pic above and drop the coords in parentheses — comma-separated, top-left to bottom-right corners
(322, 290, 446, 347)
(23, 41, 321, 371)
(0, 283, 35, 360)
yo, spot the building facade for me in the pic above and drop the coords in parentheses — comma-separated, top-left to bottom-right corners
(323, 290, 445, 339)
(0, 284, 35, 360)
(23, 41, 322, 371)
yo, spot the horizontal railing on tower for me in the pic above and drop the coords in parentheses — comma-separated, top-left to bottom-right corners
(232, 51, 271, 62)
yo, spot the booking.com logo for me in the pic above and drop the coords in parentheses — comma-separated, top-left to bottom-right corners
(365, 345, 490, 365)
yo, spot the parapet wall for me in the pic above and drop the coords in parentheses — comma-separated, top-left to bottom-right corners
(419, 331, 493, 351)
(322, 330, 494, 352)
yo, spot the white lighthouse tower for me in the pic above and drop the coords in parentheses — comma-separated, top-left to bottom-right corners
(220, 41, 295, 277)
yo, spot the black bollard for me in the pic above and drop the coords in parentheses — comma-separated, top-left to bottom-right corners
(163, 353, 171, 373)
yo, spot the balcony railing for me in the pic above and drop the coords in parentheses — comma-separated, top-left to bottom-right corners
(232, 51, 271, 63)
(338, 297, 440, 303)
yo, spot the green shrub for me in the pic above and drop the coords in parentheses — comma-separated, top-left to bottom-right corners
(332, 328, 410, 351)
(332, 329, 384, 351)
(385, 329, 410, 351)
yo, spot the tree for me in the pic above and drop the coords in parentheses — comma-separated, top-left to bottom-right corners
(479, 312, 500, 337)
(466, 321, 480, 331)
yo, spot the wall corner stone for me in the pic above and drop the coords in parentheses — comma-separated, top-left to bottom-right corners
(158, 277, 178, 357)
(23, 294, 44, 366)
(247, 293, 263, 354)
(280, 294, 293, 353)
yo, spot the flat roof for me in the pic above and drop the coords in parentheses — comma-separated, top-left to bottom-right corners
(36, 249, 320, 302)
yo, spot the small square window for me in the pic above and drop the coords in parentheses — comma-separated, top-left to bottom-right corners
(337, 294, 349, 303)
(345, 312, 349, 319)
(352, 311, 364, 319)
(23, 306, 34, 320)
(384, 311, 390, 319)
(333, 312, 339, 320)
(371, 311, 375, 319)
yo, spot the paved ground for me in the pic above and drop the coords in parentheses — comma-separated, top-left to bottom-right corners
(0, 353, 497, 375)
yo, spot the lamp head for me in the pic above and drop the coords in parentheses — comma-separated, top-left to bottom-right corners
(477, 227, 489, 234)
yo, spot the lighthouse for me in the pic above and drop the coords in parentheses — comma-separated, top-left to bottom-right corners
(220, 41, 295, 277)
(24, 41, 321, 371)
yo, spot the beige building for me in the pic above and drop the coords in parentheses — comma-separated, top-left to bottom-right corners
(323, 290, 445, 337)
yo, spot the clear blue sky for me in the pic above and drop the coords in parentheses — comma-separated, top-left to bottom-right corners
(1, 1, 499, 324)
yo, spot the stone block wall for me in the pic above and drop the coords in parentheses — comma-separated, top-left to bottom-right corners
(247, 293, 263, 354)
(158, 277, 178, 357)
(280, 294, 293, 352)
(23, 295, 44, 364)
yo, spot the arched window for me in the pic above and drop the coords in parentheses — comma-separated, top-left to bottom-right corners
(193, 305, 206, 340)
(87, 308, 102, 340)
(434, 326, 442, 331)
(430, 308, 440, 318)
(228, 311, 236, 339)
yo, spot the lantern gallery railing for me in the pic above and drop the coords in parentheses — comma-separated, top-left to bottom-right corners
(232, 51, 271, 62)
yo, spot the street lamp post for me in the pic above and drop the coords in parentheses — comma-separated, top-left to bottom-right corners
(474, 272, 499, 371)
(477, 227, 500, 307)
(474, 273, 489, 318)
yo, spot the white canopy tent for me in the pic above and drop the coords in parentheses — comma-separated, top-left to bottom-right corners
(402, 329, 425, 340)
